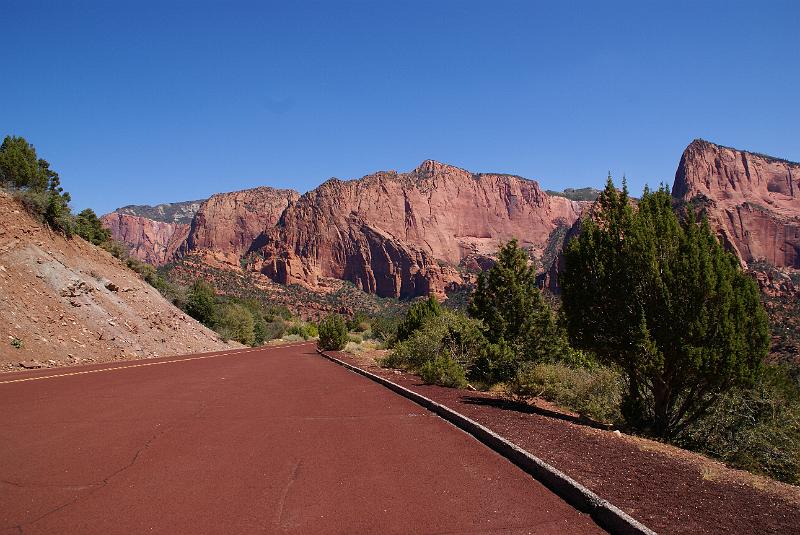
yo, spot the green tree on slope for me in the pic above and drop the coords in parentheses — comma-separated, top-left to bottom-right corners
(0, 135, 73, 234)
(561, 178, 769, 437)
(74, 208, 111, 245)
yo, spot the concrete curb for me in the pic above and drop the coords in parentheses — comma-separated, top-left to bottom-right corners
(316, 348, 657, 535)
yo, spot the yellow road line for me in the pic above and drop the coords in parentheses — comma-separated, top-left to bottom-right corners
(0, 341, 314, 385)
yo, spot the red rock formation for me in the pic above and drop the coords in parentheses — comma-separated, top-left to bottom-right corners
(185, 187, 299, 267)
(103, 187, 299, 268)
(100, 213, 190, 266)
(253, 160, 587, 298)
(672, 139, 800, 268)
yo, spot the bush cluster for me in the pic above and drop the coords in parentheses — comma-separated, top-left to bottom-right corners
(676, 365, 800, 484)
(318, 314, 349, 351)
(508, 363, 623, 424)
(181, 279, 315, 346)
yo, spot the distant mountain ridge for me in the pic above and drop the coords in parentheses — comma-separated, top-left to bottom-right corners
(102, 160, 590, 298)
(102, 141, 800, 304)
(545, 187, 601, 202)
(115, 199, 204, 225)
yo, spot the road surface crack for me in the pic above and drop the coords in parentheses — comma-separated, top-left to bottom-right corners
(10, 398, 211, 534)
(1, 479, 98, 491)
(274, 459, 302, 531)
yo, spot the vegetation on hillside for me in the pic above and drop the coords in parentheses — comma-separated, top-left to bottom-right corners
(318, 314, 349, 351)
(0, 136, 74, 235)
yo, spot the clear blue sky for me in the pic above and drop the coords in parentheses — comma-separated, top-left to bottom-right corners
(2, 1, 798, 214)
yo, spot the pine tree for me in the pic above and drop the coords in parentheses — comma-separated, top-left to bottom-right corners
(469, 239, 565, 372)
(396, 295, 442, 342)
(75, 208, 111, 245)
(561, 179, 770, 437)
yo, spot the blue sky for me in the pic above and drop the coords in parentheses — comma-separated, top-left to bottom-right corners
(2, 1, 798, 214)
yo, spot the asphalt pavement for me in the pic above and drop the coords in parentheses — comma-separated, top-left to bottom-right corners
(0, 342, 603, 534)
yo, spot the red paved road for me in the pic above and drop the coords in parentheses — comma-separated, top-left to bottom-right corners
(0, 343, 603, 534)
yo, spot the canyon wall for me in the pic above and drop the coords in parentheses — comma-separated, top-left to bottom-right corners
(672, 139, 800, 268)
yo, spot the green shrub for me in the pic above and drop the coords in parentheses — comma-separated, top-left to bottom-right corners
(508, 362, 623, 424)
(677, 365, 800, 484)
(371, 315, 400, 347)
(470, 339, 517, 385)
(13, 188, 73, 236)
(286, 322, 319, 340)
(10, 337, 22, 349)
(420, 356, 468, 388)
(185, 279, 217, 326)
(214, 303, 255, 345)
(305, 323, 318, 338)
(318, 314, 348, 351)
(396, 295, 442, 342)
(348, 334, 363, 344)
(346, 312, 369, 332)
(101, 240, 128, 260)
(387, 311, 485, 376)
(254, 320, 286, 344)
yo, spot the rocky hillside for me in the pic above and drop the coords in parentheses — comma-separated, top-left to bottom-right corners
(0, 191, 231, 371)
(104, 161, 589, 298)
(672, 139, 800, 268)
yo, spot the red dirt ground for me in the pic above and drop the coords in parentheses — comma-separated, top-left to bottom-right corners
(333, 351, 800, 535)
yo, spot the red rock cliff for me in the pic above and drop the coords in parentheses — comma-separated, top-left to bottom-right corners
(100, 213, 190, 266)
(672, 139, 800, 268)
(253, 160, 587, 298)
(184, 187, 299, 267)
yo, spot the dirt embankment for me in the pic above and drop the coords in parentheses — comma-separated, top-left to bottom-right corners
(0, 192, 232, 371)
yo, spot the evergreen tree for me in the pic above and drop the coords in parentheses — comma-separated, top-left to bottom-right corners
(0, 136, 73, 234)
(561, 179, 770, 437)
(469, 239, 565, 370)
(75, 208, 112, 245)
(396, 295, 443, 342)
(0, 136, 44, 189)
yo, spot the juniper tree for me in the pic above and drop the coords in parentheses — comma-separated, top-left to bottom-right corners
(561, 178, 769, 437)
(469, 239, 566, 375)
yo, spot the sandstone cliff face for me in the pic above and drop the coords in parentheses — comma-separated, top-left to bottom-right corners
(102, 161, 588, 298)
(100, 212, 190, 266)
(185, 187, 299, 267)
(103, 187, 299, 268)
(253, 160, 587, 298)
(672, 139, 800, 268)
